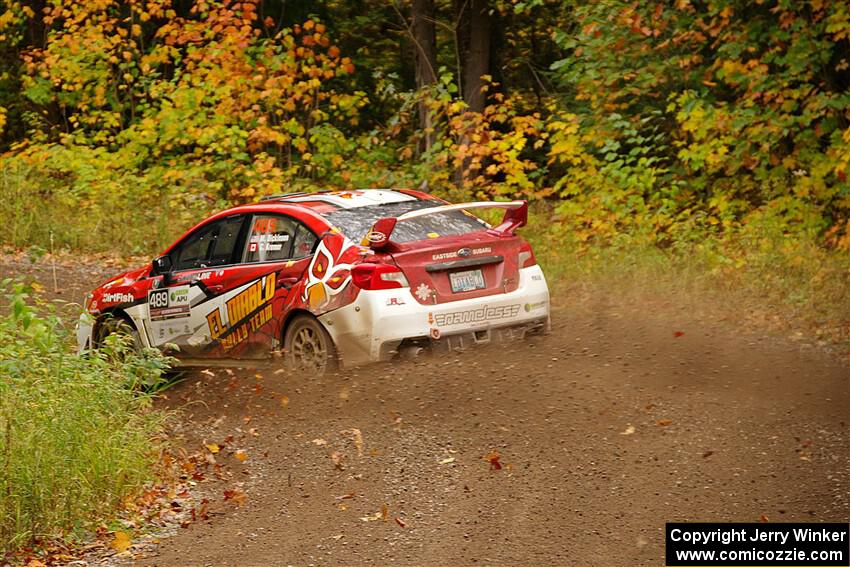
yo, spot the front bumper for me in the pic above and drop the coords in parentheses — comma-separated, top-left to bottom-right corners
(76, 312, 94, 354)
(319, 265, 551, 367)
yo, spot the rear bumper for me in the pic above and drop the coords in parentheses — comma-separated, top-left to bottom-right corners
(319, 265, 550, 367)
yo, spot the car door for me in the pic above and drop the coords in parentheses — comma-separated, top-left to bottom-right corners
(144, 214, 250, 357)
(144, 212, 318, 359)
(198, 213, 318, 358)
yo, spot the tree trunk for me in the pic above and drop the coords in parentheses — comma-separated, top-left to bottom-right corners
(461, 0, 490, 113)
(453, 0, 492, 189)
(411, 0, 438, 154)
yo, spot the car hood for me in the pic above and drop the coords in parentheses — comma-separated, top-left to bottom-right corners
(88, 264, 151, 312)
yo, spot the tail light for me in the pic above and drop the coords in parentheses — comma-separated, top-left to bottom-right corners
(518, 242, 537, 268)
(351, 263, 410, 290)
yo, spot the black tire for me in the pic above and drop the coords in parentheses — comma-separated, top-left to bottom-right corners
(96, 315, 141, 359)
(284, 315, 337, 376)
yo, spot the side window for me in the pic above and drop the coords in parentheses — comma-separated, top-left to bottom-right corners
(172, 216, 245, 271)
(207, 216, 245, 267)
(292, 224, 318, 258)
(243, 214, 317, 263)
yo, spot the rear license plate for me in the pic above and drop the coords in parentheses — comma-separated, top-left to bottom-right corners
(449, 269, 485, 293)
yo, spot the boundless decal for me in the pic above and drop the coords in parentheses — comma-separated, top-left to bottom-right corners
(206, 273, 276, 351)
(433, 304, 521, 326)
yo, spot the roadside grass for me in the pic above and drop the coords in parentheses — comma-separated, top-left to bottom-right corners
(0, 159, 197, 257)
(0, 281, 172, 554)
(525, 207, 850, 349)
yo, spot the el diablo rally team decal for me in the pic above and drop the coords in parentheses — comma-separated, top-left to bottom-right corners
(206, 273, 276, 351)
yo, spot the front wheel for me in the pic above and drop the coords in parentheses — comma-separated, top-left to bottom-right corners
(96, 315, 141, 361)
(284, 315, 337, 376)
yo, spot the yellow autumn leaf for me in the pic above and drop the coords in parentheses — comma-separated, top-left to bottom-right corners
(111, 531, 132, 553)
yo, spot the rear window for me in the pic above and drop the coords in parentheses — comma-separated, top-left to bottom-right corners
(323, 200, 488, 243)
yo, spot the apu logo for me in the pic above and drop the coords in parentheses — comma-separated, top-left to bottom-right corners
(169, 288, 190, 305)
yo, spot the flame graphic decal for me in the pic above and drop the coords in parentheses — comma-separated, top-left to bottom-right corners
(303, 234, 357, 310)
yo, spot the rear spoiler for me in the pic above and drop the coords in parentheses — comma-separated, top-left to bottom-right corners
(366, 200, 528, 250)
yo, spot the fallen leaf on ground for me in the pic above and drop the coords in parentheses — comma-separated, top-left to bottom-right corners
(439, 457, 456, 464)
(389, 410, 403, 429)
(346, 428, 364, 456)
(620, 425, 635, 435)
(331, 534, 344, 540)
(335, 492, 356, 500)
(192, 498, 210, 521)
(111, 531, 131, 553)
(234, 450, 248, 462)
(673, 331, 685, 337)
(360, 511, 383, 522)
(395, 517, 407, 528)
(311, 438, 327, 446)
(381, 504, 389, 521)
(331, 451, 346, 470)
(224, 488, 247, 506)
(702, 450, 714, 458)
(26, 559, 46, 567)
(759, 514, 769, 523)
(656, 419, 673, 427)
(280, 395, 290, 408)
(200, 369, 215, 377)
(205, 443, 220, 454)
(484, 450, 502, 470)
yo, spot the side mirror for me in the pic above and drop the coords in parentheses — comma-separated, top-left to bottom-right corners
(152, 255, 172, 276)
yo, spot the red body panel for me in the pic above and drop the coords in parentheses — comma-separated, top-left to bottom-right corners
(386, 231, 522, 305)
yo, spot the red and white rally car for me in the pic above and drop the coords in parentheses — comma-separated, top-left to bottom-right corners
(78, 189, 550, 373)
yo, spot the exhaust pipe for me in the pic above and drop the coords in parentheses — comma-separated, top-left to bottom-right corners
(399, 345, 423, 360)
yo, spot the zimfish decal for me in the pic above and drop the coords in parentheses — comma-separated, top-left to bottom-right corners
(206, 273, 276, 351)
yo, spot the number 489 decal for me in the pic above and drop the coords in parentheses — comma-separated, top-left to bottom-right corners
(149, 289, 169, 309)
(148, 286, 191, 321)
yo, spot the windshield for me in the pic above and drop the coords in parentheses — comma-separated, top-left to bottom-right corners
(323, 200, 489, 243)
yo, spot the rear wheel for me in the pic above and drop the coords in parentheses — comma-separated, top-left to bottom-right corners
(284, 315, 337, 376)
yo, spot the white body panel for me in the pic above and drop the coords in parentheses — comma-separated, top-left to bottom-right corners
(319, 265, 550, 367)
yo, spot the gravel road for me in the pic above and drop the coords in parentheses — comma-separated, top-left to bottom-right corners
(2, 256, 848, 567)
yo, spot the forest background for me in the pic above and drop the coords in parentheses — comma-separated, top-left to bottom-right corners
(2, 0, 850, 335)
